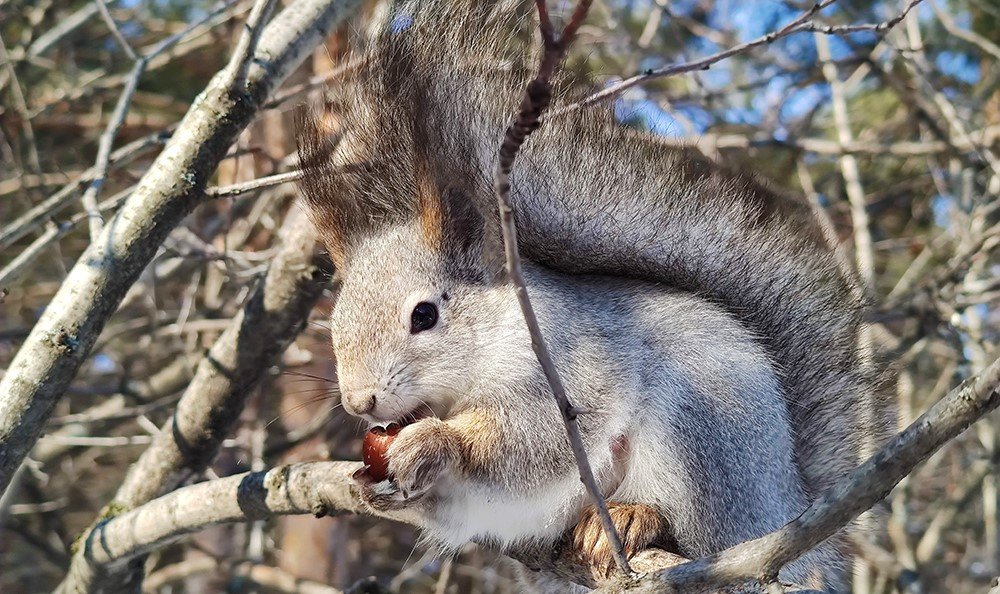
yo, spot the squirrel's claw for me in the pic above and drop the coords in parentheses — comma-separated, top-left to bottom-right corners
(571, 503, 673, 580)
(357, 479, 411, 512)
(355, 418, 458, 511)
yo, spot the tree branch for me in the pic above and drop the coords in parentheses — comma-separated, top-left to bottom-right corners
(548, 0, 924, 117)
(493, 0, 635, 577)
(66, 347, 1000, 594)
(0, 0, 361, 496)
(56, 206, 328, 594)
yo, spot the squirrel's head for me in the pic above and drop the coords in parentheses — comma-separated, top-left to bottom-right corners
(297, 105, 506, 423)
(328, 205, 505, 423)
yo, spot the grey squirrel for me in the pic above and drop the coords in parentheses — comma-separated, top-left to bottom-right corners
(296, 1, 882, 590)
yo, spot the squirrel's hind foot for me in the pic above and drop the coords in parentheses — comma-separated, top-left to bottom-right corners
(571, 502, 677, 580)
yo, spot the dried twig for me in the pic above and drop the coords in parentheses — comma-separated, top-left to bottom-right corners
(549, 0, 924, 117)
(93, 0, 137, 61)
(26, 3, 100, 58)
(0, 130, 170, 254)
(0, 0, 362, 497)
(81, 1, 246, 241)
(651, 125, 1000, 157)
(78, 59, 145, 241)
(0, 2, 240, 254)
(493, 0, 634, 577)
(0, 186, 132, 288)
(815, 33, 875, 299)
(205, 169, 303, 198)
(0, 31, 42, 172)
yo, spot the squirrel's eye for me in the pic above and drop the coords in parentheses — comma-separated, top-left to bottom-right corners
(410, 302, 438, 333)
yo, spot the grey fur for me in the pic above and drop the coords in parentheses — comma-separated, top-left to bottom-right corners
(296, 1, 882, 589)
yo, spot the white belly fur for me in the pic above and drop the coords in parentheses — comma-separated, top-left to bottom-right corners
(426, 472, 588, 550)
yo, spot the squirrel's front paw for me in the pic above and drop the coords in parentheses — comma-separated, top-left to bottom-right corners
(387, 418, 458, 498)
(572, 503, 674, 579)
(356, 418, 458, 511)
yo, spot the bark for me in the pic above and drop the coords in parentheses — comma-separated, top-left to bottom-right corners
(0, 0, 361, 495)
(61, 354, 1000, 593)
(57, 206, 329, 594)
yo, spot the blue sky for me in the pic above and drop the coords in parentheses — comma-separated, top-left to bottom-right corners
(614, 0, 980, 139)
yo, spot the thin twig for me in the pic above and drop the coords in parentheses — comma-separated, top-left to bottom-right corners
(493, 0, 634, 577)
(930, 0, 1000, 61)
(2, 2, 240, 250)
(26, 3, 100, 58)
(79, 58, 146, 240)
(0, 31, 42, 172)
(27, 0, 244, 119)
(205, 170, 302, 198)
(0, 187, 133, 289)
(549, 0, 924, 117)
(79, 1, 244, 241)
(229, 0, 279, 91)
(915, 455, 996, 562)
(650, 125, 1000, 157)
(815, 33, 875, 299)
(93, 0, 137, 60)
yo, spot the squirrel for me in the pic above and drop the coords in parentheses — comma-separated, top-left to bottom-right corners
(296, 1, 884, 590)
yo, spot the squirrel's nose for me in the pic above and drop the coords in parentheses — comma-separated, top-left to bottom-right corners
(345, 391, 376, 416)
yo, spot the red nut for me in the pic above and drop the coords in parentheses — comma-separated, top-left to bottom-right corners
(361, 423, 401, 482)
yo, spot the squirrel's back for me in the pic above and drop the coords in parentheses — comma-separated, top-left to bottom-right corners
(300, 0, 881, 513)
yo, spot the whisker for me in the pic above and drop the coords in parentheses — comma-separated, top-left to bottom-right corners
(280, 379, 330, 387)
(280, 388, 340, 398)
(267, 394, 342, 427)
(281, 370, 337, 382)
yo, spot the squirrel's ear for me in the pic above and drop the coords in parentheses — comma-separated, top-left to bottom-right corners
(445, 188, 506, 280)
(418, 182, 506, 282)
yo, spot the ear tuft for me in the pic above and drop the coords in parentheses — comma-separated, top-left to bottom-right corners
(295, 93, 419, 271)
(296, 104, 351, 265)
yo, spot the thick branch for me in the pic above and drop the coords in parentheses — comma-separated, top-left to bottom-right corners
(56, 207, 328, 594)
(66, 460, 623, 590)
(0, 0, 361, 495)
(61, 349, 1000, 592)
(74, 463, 375, 570)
